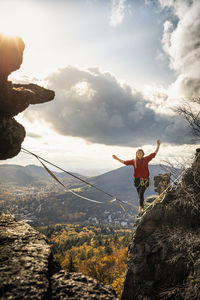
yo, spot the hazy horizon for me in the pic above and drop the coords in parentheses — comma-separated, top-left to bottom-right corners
(0, 0, 199, 175)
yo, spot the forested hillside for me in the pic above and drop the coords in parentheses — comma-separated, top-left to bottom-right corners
(0, 163, 169, 225)
(38, 223, 132, 298)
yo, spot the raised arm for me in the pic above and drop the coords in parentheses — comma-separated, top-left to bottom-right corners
(112, 155, 125, 164)
(155, 139, 161, 154)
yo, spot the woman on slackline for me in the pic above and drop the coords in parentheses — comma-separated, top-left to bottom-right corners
(112, 140, 161, 214)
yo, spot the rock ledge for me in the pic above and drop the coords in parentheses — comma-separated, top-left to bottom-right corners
(0, 214, 117, 300)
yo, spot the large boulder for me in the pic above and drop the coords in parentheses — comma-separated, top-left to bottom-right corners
(0, 118, 25, 159)
(154, 173, 171, 194)
(0, 34, 25, 83)
(0, 214, 117, 299)
(0, 33, 55, 159)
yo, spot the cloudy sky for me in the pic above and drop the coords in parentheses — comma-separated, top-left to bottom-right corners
(0, 0, 199, 175)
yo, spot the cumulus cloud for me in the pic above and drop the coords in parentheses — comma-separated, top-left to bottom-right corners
(23, 66, 192, 147)
(160, 0, 200, 97)
(110, 0, 127, 27)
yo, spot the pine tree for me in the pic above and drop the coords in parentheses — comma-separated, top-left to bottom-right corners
(104, 240, 113, 255)
(68, 254, 76, 272)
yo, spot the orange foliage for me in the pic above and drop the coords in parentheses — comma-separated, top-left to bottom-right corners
(40, 223, 131, 299)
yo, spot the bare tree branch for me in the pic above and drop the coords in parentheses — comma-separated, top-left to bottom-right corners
(174, 97, 200, 138)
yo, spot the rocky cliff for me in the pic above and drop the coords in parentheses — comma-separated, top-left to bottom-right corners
(0, 214, 117, 299)
(0, 33, 55, 159)
(0, 33, 117, 299)
(121, 149, 200, 300)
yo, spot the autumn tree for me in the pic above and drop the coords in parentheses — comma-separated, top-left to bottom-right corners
(68, 254, 76, 272)
(104, 239, 113, 255)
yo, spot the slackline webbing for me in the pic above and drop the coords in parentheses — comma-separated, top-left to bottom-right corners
(21, 147, 186, 218)
(22, 148, 115, 198)
(21, 147, 137, 214)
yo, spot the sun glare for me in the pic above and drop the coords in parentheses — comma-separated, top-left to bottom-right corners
(0, 0, 45, 44)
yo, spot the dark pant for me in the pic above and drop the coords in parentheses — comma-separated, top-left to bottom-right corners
(134, 178, 149, 208)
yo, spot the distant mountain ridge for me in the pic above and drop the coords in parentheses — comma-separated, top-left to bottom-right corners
(88, 164, 170, 204)
(0, 163, 169, 202)
(0, 164, 85, 186)
(0, 163, 173, 225)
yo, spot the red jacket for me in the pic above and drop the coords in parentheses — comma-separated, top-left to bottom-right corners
(124, 152, 156, 179)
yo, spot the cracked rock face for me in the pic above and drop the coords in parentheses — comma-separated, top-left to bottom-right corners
(0, 118, 25, 159)
(51, 271, 117, 300)
(0, 33, 55, 159)
(0, 215, 117, 300)
(121, 150, 200, 300)
(154, 173, 171, 194)
(0, 214, 53, 299)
